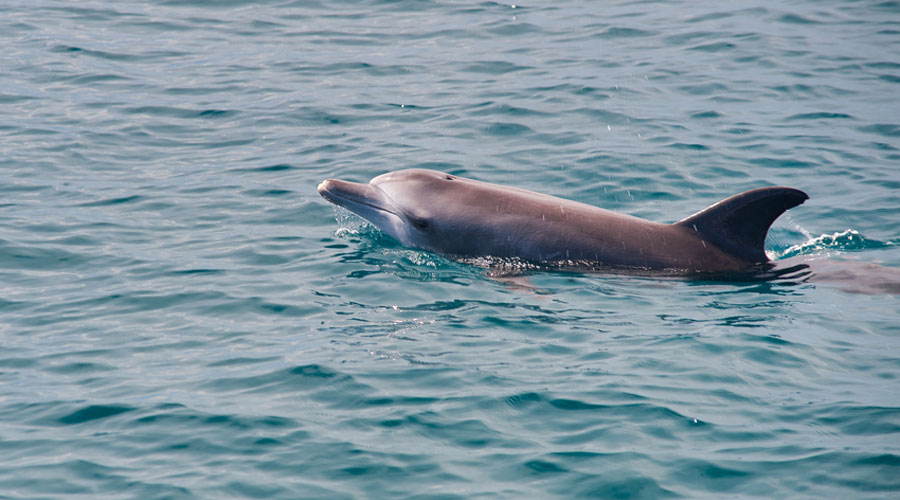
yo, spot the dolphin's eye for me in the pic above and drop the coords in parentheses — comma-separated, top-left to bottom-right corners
(445, 175, 454, 180)
(411, 217, 430, 230)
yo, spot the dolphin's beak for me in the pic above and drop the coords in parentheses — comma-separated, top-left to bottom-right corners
(318, 178, 400, 218)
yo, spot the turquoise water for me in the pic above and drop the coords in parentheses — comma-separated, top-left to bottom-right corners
(2, 0, 899, 498)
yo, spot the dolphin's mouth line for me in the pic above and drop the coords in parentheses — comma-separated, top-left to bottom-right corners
(351, 196, 402, 219)
(318, 180, 405, 220)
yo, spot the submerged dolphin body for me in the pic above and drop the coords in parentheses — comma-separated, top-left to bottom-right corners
(318, 169, 808, 273)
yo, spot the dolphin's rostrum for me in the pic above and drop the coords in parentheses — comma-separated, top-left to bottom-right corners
(318, 169, 808, 273)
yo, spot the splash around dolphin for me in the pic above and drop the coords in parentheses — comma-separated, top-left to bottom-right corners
(318, 169, 808, 274)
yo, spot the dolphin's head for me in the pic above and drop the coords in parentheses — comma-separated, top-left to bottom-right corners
(318, 170, 454, 249)
(318, 169, 493, 254)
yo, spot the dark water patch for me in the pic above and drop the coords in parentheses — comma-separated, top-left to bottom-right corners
(0, 356, 38, 369)
(294, 109, 352, 126)
(873, 1, 900, 10)
(280, 61, 407, 76)
(664, 31, 717, 46)
(364, 396, 438, 407)
(198, 364, 370, 399)
(206, 356, 280, 367)
(214, 248, 293, 266)
(536, 130, 591, 147)
(0, 242, 92, 270)
(600, 27, 653, 38)
(122, 19, 194, 32)
(504, 392, 544, 408)
(50, 45, 187, 62)
(777, 13, 822, 24)
(523, 459, 568, 475)
(771, 83, 821, 97)
(690, 110, 722, 119)
(8, 127, 62, 137)
(58, 404, 134, 425)
(677, 82, 728, 95)
(29, 290, 254, 322)
(747, 157, 816, 169)
(853, 453, 900, 467)
(529, 83, 610, 100)
(470, 103, 549, 118)
(688, 41, 736, 52)
(329, 462, 408, 480)
(482, 122, 533, 136)
(815, 405, 900, 436)
(785, 112, 855, 121)
(867, 61, 900, 70)
(135, 404, 300, 432)
(399, 299, 470, 312)
(197, 109, 234, 118)
(739, 333, 795, 348)
(487, 21, 543, 37)
(547, 399, 688, 424)
(1, 20, 38, 34)
(251, 164, 295, 172)
(160, 0, 266, 7)
(577, 108, 638, 125)
(572, 476, 676, 499)
(60, 73, 133, 85)
(170, 268, 226, 276)
(242, 188, 294, 197)
(294, 143, 358, 160)
(78, 195, 143, 207)
(858, 123, 900, 137)
(377, 413, 511, 449)
(670, 460, 752, 493)
(0, 93, 39, 104)
(164, 84, 243, 95)
(44, 362, 115, 375)
(383, 102, 429, 110)
(201, 297, 322, 318)
(667, 142, 708, 150)
(481, 315, 556, 334)
(52, 45, 85, 54)
(686, 11, 737, 23)
(290, 364, 338, 379)
(741, 345, 807, 368)
(872, 141, 898, 151)
(121, 105, 237, 120)
(222, 481, 289, 498)
(461, 60, 530, 75)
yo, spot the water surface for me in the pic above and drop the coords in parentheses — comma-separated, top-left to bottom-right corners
(2, 1, 899, 498)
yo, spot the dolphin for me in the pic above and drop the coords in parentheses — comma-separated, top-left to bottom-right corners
(317, 169, 808, 273)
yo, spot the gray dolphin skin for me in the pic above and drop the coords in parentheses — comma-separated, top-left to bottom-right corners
(318, 169, 808, 273)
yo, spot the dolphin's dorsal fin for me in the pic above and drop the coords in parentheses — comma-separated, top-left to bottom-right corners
(675, 187, 809, 263)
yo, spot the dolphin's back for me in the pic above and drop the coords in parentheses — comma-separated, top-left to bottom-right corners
(463, 184, 809, 270)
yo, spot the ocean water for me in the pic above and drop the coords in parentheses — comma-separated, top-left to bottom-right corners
(1, 0, 899, 498)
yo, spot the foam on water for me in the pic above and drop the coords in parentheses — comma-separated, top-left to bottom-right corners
(778, 229, 895, 259)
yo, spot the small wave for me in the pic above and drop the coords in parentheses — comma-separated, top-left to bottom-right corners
(778, 229, 893, 259)
(331, 207, 368, 234)
(459, 255, 544, 275)
(58, 404, 135, 425)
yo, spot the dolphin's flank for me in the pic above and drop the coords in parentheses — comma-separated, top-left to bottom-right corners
(318, 169, 808, 273)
